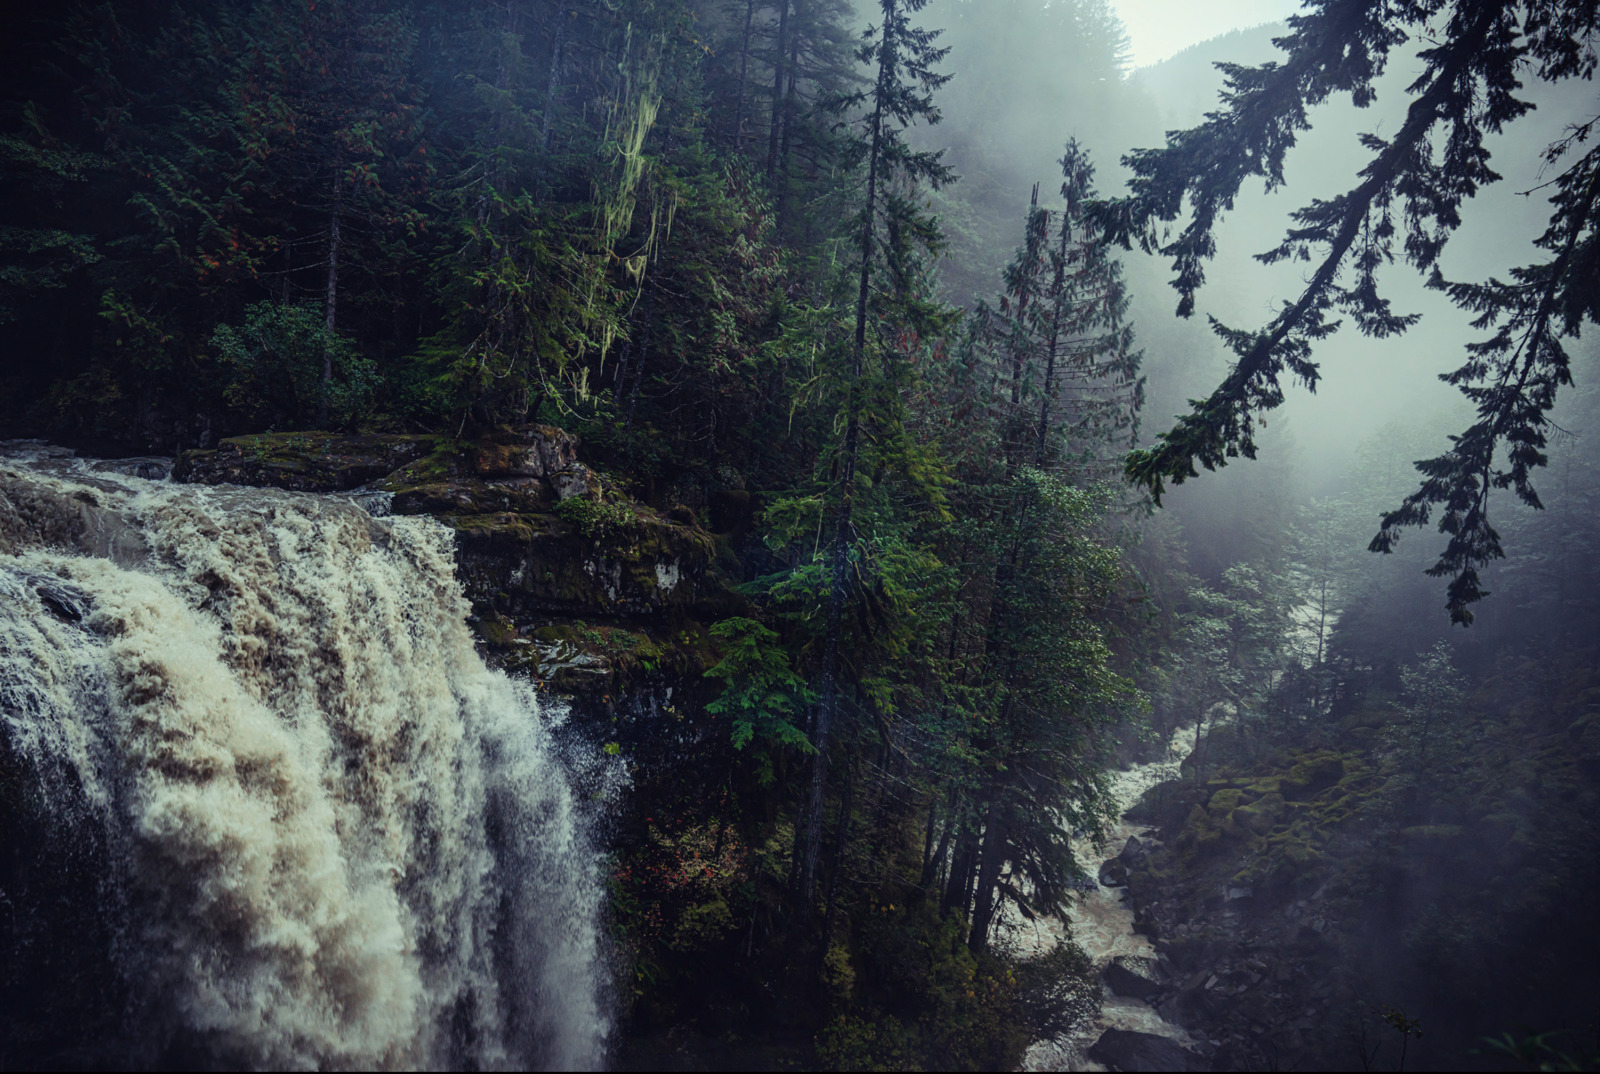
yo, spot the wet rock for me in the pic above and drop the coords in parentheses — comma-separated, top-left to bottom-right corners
(89, 457, 172, 481)
(388, 476, 552, 516)
(551, 462, 599, 501)
(467, 424, 578, 478)
(1102, 956, 1164, 998)
(1126, 779, 1208, 835)
(1099, 857, 1129, 887)
(1086, 1029, 1204, 1072)
(1119, 834, 1148, 864)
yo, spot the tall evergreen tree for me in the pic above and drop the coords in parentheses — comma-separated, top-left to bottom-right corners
(794, 0, 954, 910)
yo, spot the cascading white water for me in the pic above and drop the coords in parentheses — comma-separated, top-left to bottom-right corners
(0, 444, 610, 1070)
(1009, 726, 1202, 1071)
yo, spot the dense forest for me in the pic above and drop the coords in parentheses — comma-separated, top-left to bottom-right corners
(2, 0, 1599, 1070)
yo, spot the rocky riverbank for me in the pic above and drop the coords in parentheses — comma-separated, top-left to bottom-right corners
(1014, 728, 1211, 1073)
(1106, 693, 1600, 1072)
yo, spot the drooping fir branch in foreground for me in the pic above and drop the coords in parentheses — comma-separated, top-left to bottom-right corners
(1093, 0, 1600, 623)
(794, 0, 953, 911)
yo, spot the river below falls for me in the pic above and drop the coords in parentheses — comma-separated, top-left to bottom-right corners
(1007, 727, 1201, 1072)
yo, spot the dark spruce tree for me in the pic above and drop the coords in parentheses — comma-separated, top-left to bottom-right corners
(932, 143, 1145, 954)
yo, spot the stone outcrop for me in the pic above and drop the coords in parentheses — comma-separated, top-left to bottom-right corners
(1101, 955, 1164, 999)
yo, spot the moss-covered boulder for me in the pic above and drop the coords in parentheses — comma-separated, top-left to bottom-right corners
(1281, 751, 1345, 800)
(465, 424, 579, 478)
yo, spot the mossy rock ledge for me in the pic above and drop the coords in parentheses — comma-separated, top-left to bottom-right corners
(174, 427, 742, 716)
(174, 432, 437, 491)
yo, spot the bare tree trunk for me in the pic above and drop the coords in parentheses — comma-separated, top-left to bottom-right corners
(775, 19, 802, 230)
(941, 827, 976, 917)
(796, 19, 884, 906)
(967, 799, 1008, 952)
(1036, 200, 1074, 465)
(920, 797, 953, 890)
(733, 0, 756, 151)
(321, 189, 341, 429)
(482, 1, 522, 222)
(541, 6, 568, 150)
(764, 0, 790, 179)
(817, 760, 854, 961)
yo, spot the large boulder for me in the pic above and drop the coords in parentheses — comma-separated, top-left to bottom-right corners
(465, 424, 578, 478)
(1126, 779, 1209, 836)
(1086, 1029, 1205, 1072)
(1102, 956, 1164, 998)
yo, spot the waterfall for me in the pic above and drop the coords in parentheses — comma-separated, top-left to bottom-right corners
(0, 444, 610, 1070)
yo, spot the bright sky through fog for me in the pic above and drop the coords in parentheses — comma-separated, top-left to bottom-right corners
(1112, 0, 1302, 67)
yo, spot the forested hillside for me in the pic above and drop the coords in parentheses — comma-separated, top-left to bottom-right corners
(2, 1, 1599, 1070)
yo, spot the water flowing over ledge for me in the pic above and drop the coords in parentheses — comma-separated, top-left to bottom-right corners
(0, 443, 611, 1069)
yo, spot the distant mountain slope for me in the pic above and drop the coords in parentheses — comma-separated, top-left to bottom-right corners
(1130, 23, 1286, 131)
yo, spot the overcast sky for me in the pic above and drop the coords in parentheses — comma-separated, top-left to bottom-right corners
(1112, 0, 1300, 67)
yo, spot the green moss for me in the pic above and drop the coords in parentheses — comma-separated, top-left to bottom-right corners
(1282, 751, 1346, 800)
(1208, 788, 1244, 814)
(1234, 792, 1287, 835)
(477, 614, 516, 646)
(556, 496, 639, 538)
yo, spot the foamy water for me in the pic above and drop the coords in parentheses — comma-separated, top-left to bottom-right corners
(0, 444, 611, 1069)
(1009, 727, 1199, 1072)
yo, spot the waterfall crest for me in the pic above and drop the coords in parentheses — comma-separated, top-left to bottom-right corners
(0, 445, 608, 1070)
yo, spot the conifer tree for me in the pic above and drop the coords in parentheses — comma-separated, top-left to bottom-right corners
(978, 141, 1142, 476)
(931, 144, 1145, 952)
(795, 0, 953, 909)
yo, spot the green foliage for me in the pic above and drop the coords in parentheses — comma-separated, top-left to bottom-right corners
(1481, 1029, 1599, 1072)
(815, 908, 1093, 1071)
(211, 303, 380, 430)
(554, 495, 636, 539)
(705, 617, 815, 783)
(607, 818, 753, 1008)
(1382, 642, 1477, 806)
